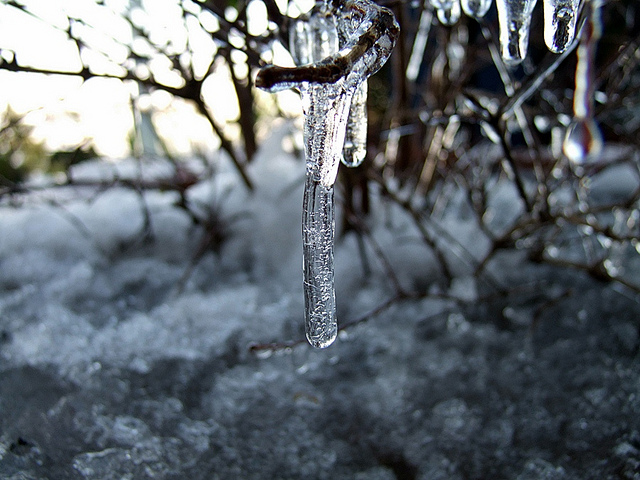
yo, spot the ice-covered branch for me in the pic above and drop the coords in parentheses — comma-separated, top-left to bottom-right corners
(255, 1, 399, 93)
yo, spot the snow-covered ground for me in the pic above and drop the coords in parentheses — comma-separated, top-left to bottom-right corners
(1, 128, 639, 479)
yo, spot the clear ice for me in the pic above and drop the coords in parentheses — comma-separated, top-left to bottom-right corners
(563, 0, 602, 164)
(495, 0, 538, 65)
(342, 81, 368, 167)
(256, 0, 399, 347)
(462, 0, 493, 18)
(430, 0, 462, 26)
(543, 0, 580, 53)
(563, 118, 602, 163)
(337, 4, 369, 168)
(290, 2, 338, 68)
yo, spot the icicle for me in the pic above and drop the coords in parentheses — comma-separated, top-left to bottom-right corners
(337, 1, 369, 168)
(462, 0, 493, 18)
(563, 0, 602, 164)
(342, 81, 368, 167)
(302, 83, 351, 347)
(430, 0, 462, 26)
(543, 0, 580, 53)
(290, 2, 338, 66)
(495, 0, 538, 65)
(563, 118, 602, 163)
(256, 0, 399, 348)
(292, 4, 342, 348)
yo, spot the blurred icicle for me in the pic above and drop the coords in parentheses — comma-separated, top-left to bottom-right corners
(462, 0, 493, 18)
(563, 0, 602, 164)
(495, 0, 538, 65)
(256, 0, 399, 348)
(406, 7, 433, 82)
(543, 0, 581, 53)
(429, 0, 462, 26)
(290, 2, 338, 67)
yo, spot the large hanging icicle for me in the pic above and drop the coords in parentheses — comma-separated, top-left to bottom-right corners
(256, 0, 399, 348)
(495, 0, 538, 65)
(563, 0, 602, 164)
(543, 0, 581, 53)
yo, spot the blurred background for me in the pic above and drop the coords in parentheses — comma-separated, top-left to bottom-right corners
(2, 0, 638, 290)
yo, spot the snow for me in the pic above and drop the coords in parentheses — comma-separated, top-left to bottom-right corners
(1, 129, 639, 478)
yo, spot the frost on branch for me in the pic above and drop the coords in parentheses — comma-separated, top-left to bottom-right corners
(256, 0, 399, 348)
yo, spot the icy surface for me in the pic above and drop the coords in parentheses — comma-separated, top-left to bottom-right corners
(1, 139, 639, 479)
(496, 0, 538, 65)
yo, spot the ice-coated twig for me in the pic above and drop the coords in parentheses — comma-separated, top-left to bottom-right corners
(256, 0, 399, 93)
(256, 0, 399, 348)
(563, 0, 602, 164)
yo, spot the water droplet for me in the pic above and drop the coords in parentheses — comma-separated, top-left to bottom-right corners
(562, 118, 603, 164)
(603, 259, 620, 278)
(534, 115, 551, 132)
(545, 245, 559, 258)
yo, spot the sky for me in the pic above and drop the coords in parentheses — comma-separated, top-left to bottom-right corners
(0, 0, 310, 159)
